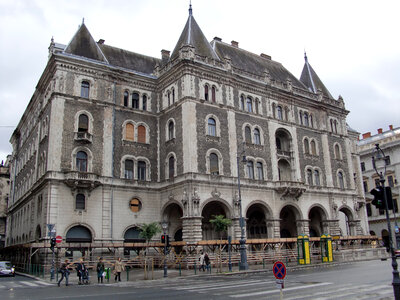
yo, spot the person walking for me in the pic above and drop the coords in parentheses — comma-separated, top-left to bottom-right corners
(199, 252, 205, 271)
(58, 259, 71, 287)
(114, 257, 124, 282)
(96, 257, 105, 283)
(204, 253, 210, 272)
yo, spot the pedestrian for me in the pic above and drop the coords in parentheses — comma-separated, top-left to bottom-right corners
(113, 257, 124, 282)
(58, 259, 71, 287)
(75, 258, 86, 285)
(96, 257, 105, 283)
(204, 253, 210, 272)
(199, 252, 205, 271)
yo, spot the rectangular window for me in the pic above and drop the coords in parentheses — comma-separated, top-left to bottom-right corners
(137, 161, 146, 181)
(360, 162, 365, 172)
(388, 175, 394, 188)
(363, 181, 368, 193)
(366, 203, 372, 217)
(385, 156, 391, 166)
(124, 160, 133, 179)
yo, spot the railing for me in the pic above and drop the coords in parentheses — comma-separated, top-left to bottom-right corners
(74, 132, 92, 143)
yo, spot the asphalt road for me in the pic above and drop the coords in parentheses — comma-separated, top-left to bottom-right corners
(0, 259, 395, 299)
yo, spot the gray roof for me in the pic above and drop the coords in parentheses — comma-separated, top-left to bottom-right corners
(170, 9, 220, 61)
(212, 40, 306, 89)
(300, 54, 333, 99)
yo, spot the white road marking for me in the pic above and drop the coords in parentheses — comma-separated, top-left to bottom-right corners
(312, 284, 392, 300)
(35, 281, 54, 286)
(230, 282, 333, 298)
(165, 279, 267, 290)
(182, 280, 276, 292)
(21, 281, 39, 287)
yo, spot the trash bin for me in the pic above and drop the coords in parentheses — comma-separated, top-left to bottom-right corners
(297, 234, 311, 265)
(320, 234, 333, 262)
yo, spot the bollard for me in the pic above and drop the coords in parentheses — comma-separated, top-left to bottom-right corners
(106, 267, 110, 283)
(263, 258, 265, 269)
(179, 263, 181, 276)
(126, 266, 129, 281)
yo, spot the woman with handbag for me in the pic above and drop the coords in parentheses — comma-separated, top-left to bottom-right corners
(113, 257, 125, 282)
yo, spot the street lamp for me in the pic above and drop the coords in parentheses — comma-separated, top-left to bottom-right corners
(372, 144, 400, 299)
(237, 144, 248, 270)
(161, 221, 168, 278)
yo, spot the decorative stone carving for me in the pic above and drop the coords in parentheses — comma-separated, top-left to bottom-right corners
(192, 187, 200, 216)
(275, 186, 306, 200)
(264, 70, 271, 84)
(332, 200, 338, 218)
(211, 188, 221, 199)
(181, 189, 188, 216)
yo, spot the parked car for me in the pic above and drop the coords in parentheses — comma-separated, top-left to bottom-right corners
(0, 261, 15, 276)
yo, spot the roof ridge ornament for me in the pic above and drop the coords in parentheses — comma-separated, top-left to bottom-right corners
(189, 1, 192, 16)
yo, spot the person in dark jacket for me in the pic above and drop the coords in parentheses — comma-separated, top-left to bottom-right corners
(76, 258, 86, 285)
(96, 257, 105, 283)
(58, 259, 71, 286)
(204, 253, 210, 271)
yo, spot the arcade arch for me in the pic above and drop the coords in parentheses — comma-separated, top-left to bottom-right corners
(201, 200, 231, 240)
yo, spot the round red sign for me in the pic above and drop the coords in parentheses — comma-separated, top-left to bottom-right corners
(273, 261, 286, 279)
(55, 235, 62, 243)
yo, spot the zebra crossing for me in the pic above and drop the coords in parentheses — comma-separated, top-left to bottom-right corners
(159, 277, 394, 299)
(0, 280, 53, 290)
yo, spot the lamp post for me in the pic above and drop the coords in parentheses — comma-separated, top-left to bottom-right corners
(372, 144, 400, 299)
(162, 221, 168, 278)
(237, 146, 248, 271)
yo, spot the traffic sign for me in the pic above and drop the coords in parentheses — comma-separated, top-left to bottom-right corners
(55, 235, 62, 244)
(273, 261, 286, 279)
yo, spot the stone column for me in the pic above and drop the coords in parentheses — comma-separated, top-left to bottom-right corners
(232, 217, 242, 240)
(268, 219, 281, 238)
(182, 217, 203, 243)
(296, 220, 309, 236)
(328, 219, 341, 236)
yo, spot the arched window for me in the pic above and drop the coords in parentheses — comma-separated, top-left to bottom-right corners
(210, 153, 219, 175)
(137, 161, 146, 181)
(137, 125, 146, 143)
(211, 86, 216, 102)
(78, 114, 89, 132)
(240, 95, 245, 110)
(254, 128, 261, 145)
(167, 91, 171, 106)
(76, 151, 87, 172)
(255, 99, 259, 114)
(247, 161, 254, 179)
(330, 119, 334, 132)
(125, 123, 134, 141)
(310, 114, 314, 128)
(314, 170, 320, 186)
(310, 140, 316, 155)
(246, 97, 253, 112)
(304, 138, 309, 154)
(334, 120, 338, 133)
(299, 111, 303, 125)
(285, 107, 289, 121)
(132, 92, 139, 109)
(277, 106, 283, 120)
(245, 126, 252, 143)
(142, 95, 147, 111)
(307, 168, 313, 185)
(169, 156, 175, 179)
(76, 194, 85, 210)
(304, 112, 309, 127)
(204, 85, 209, 101)
(256, 162, 264, 180)
(124, 159, 134, 179)
(208, 118, 216, 136)
(334, 144, 341, 159)
(276, 137, 282, 150)
(123, 91, 129, 107)
(338, 171, 344, 189)
(81, 81, 90, 98)
(272, 103, 276, 118)
(168, 121, 174, 140)
(172, 88, 175, 103)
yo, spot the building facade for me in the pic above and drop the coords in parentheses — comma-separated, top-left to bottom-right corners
(358, 125, 400, 248)
(0, 157, 10, 249)
(6, 7, 368, 253)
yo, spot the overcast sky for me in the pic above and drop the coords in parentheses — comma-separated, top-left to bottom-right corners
(1, 0, 399, 163)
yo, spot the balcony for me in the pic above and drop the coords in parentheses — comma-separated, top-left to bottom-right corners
(274, 181, 306, 200)
(64, 171, 101, 192)
(276, 149, 291, 158)
(74, 131, 92, 143)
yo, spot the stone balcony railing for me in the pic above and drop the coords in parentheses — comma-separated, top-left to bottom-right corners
(274, 181, 306, 200)
(63, 171, 101, 191)
(74, 131, 92, 143)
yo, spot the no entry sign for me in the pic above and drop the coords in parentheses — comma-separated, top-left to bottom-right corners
(273, 261, 286, 279)
(55, 235, 62, 244)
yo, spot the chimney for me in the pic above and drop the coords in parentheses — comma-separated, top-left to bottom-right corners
(260, 53, 271, 60)
(377, 128, 383, 134)
(161, 49, 170, 60)
(389, 125, 393, 130)
(362, 132, 371, 139)
(98, 39, 105, 44)
(231, 40, 239, 48)
(213, 37, 222, 42)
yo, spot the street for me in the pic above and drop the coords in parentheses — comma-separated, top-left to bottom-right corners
(0, 259, 394, 299)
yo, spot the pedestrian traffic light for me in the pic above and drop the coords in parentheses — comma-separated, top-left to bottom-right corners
(161, 235, 170, 247)
(161, 235, 166, 244)
(50, 237, 56, 252)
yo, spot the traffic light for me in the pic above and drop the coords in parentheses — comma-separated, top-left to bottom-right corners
(161, 234, 166, 244)
(370, 186, 394, 210)
(161, 235, 170, 247)
(50, 237, 56, 252)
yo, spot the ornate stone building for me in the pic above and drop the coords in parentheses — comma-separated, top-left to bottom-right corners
(6, 6, 368, 252)
(0, 157, 10, 249)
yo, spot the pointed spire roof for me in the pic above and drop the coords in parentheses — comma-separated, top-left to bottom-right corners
(64, 22, 108, 63)
(300, 52, 333, 98)
(170, 5, 220, 61)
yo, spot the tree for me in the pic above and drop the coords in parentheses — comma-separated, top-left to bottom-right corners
(139, 222, 161, 279)
(210, 215, 231, 272)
